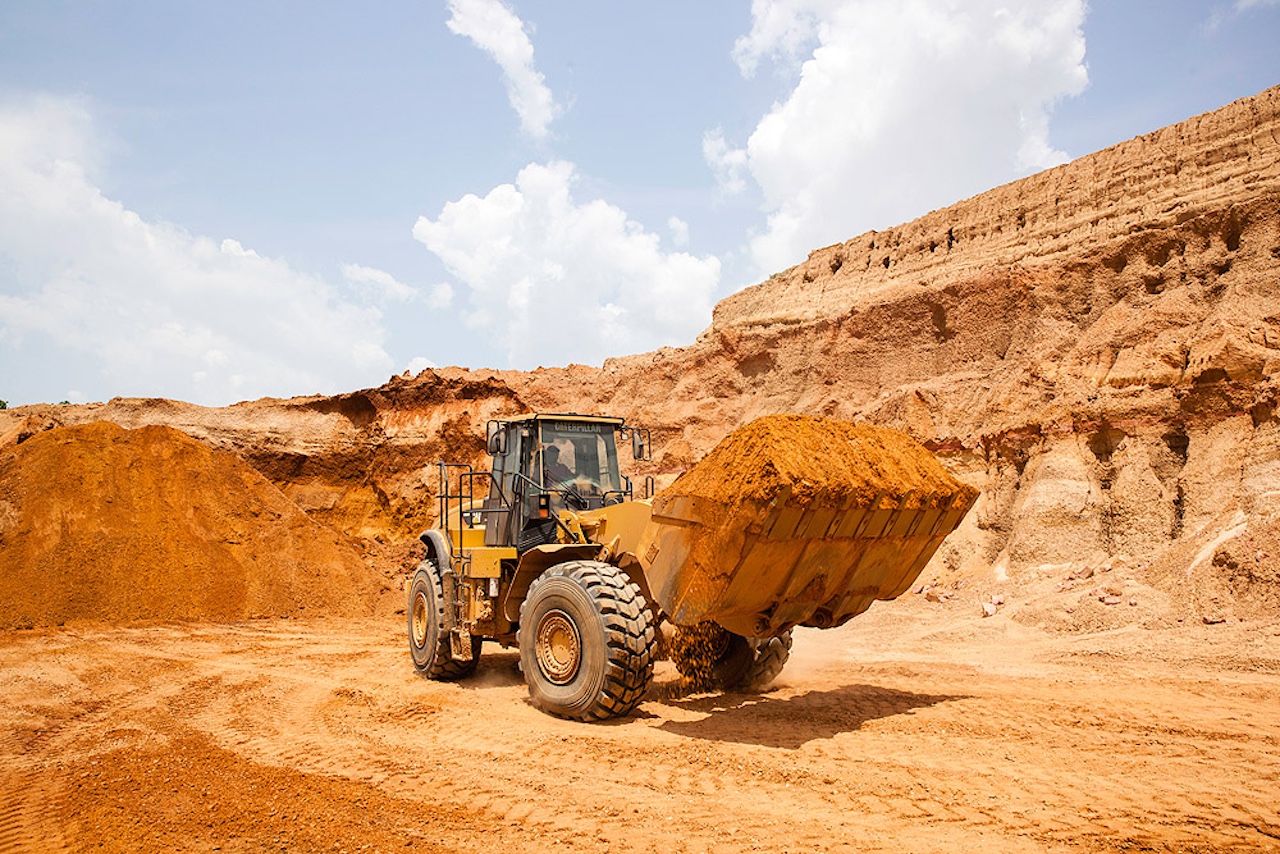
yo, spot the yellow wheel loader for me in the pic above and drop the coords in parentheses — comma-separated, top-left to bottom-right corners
(407, 412, 977, 721)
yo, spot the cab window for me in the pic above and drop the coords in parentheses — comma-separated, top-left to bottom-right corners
(538, 421, 621, 495)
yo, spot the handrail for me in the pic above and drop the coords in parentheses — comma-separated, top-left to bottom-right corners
(438, 462, 639, 554)
(437, 462, 514, 562)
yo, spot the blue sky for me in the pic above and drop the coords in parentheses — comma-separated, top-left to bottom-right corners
(1, 0, 1277, 407)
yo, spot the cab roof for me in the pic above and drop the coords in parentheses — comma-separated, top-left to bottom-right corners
(499, 412, 626, 427)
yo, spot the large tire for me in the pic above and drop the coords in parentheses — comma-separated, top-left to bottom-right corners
(518, 560, 656, 721)
(730, 632, 793, 691)
(670, 622, 792, 692)
(407, 560, 481, 681)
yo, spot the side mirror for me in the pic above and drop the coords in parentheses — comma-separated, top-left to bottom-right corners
(486, 421, 507, 456)
(631, 428, 649, 461)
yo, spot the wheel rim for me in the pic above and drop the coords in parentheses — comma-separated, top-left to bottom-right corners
(535, 609, 581, 685)
(412, 591, 430, 647)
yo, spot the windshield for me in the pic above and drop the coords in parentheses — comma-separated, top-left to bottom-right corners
(538, 420, 622, 495)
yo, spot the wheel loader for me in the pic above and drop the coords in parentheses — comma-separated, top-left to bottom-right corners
(407, 412, 978, 721)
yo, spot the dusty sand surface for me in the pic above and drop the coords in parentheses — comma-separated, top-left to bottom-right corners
(3, 595, 1278, 853)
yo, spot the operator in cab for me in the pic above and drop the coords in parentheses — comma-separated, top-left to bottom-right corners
(542, 445, 574, 487)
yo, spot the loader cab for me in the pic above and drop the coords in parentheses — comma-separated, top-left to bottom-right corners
(481, 413, 648, 552)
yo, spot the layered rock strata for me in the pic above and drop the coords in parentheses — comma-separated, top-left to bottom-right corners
(5, 86, 1279, 620)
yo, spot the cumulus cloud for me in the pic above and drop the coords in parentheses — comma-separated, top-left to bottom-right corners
(667, 216, 690, 248)
(730, 0, 823, 77)
(426, 282, 455, 309)
(715, 0, 1088, 276)
(341, 263, 418, 303)
(341, 264, 455, 310)
(0, 97, 395, 406)
(703, 127, 750, 197)
(413, 161, 720, 369)
(1205, 0, 1279, 31)
(446, 0, 561, 140)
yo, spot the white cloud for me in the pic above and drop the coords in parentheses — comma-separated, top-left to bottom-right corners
(1206, 0, 1279, 31)
(413, 161, 721, 369)
(406, 356, 438, 374)
(446, 0, 561, 140)
(731, 0, 826, 77)
(0, 97, 395, 406)
(668, 216, 690, 248)
(342, 263, 418, 303)
(716, 0, 1088, 276)
(426, 281, 455, 309)
(340, 264, 453, 309)
(703, 127, 750, 197)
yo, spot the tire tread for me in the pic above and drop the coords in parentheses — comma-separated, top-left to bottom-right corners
(407, 560, 480, 682)
(520, 560, 656, 721)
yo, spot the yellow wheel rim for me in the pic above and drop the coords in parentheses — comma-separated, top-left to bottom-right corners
(412, 591, 430, 647)
(535, 610, 581, 684)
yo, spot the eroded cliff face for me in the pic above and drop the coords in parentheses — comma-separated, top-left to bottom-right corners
(6, 86, 1279, 622)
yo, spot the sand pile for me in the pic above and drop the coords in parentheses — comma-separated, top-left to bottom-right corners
(666, 414, 978, 510)
(0, 422, 379, 630)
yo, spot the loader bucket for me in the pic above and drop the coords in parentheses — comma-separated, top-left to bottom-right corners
(637, 416, 978, 638)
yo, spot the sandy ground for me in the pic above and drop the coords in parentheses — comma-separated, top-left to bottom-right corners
(3, 595, 1280, 854)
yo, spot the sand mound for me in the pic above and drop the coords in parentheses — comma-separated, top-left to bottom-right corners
(0, 422, 379, 630)
(666, 414, 977, 509)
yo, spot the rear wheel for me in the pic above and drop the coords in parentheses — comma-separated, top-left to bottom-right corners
(670, 622, 792, 691)
(407, 560, 481, 680)
(518, 560, 656, 721)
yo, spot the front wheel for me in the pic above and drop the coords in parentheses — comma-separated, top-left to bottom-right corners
(518, 561, 656, 721)
(407, 560, 481, 681)
(670, 622, 792, 691)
